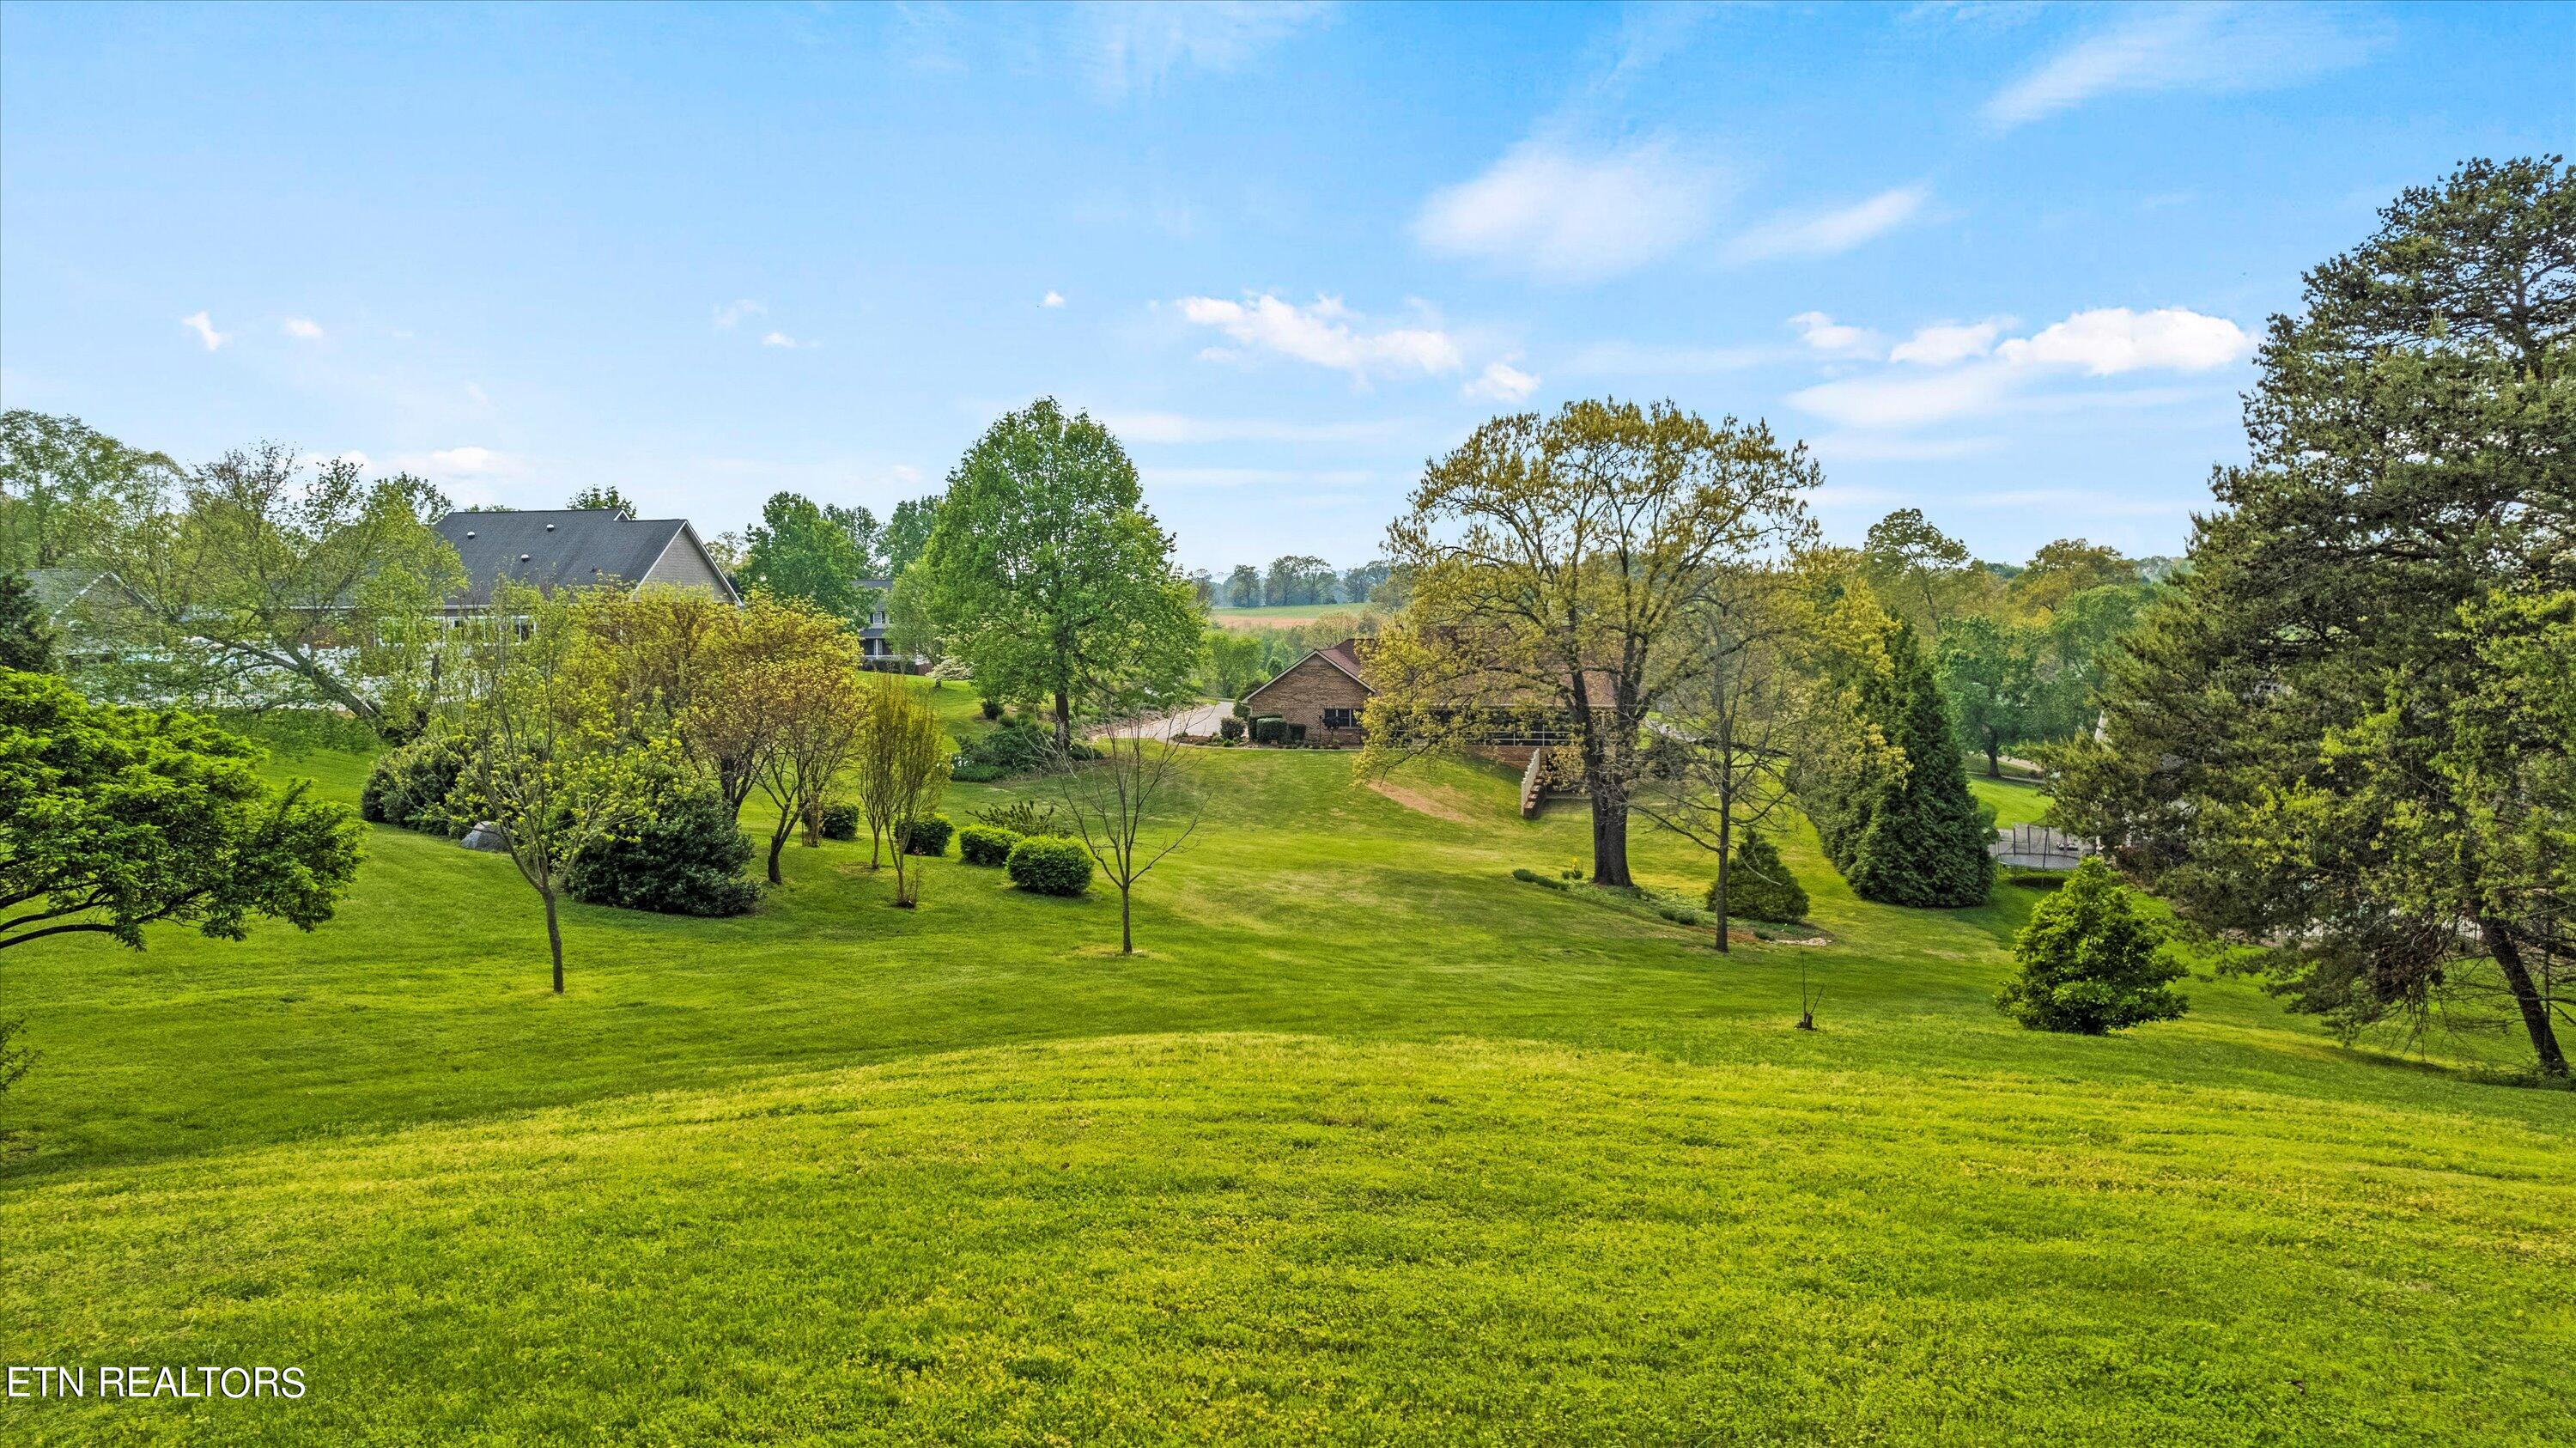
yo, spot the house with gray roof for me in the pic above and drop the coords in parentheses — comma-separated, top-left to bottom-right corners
(432, 508, 738, 612)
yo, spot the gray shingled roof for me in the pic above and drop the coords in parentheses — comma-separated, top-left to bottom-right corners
(432, 508, 711, 607)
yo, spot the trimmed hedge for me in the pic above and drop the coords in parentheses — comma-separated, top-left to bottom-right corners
(1005, 835, 1093, 896)
(897, 813, 954, 857)
(957, 824, 1020, 867)
(360, 733, 469, 837)
(818, 801, 860, 842)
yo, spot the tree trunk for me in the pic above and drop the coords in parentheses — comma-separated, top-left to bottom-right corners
(1121, 887, 1133, 954)
(542, 888, 564, 995)
(1985, 742, 2002, 777)
(767, 815, 792, 885)
(1591, 803, 1632, 888)
(2484, 919, 2569, 1079)
(801, 795, 821, 848)
(1712, 808, 1731, 954)
(1054, 687, 1072, 756)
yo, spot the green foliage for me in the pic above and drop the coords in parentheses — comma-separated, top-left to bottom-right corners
(1710, 831, 1809, 923)
(1811, 621, 1994, 908)
(0, 571, 53, 672)
(957, 719, 1055, 779)
(0, 1013, 29, 1100)
(817, 802, 860, 842)
(0, 669, 362, 951)
(736, 492, 881, 624)
(1999, 858, 2186, 1034)
(879, 495, 940, 581)
(896, 399, 1203, 743)
(564, 759, 758, 918)
(360, 733, 471, 837)
(957, 824, 1020, 866)
(897, 813, 954, 857)
(567, 485, 634, 514)
(1937, 614, 2048, 776)
(1005, 834, 1093, 896)
(1218, 715, 1244, 742)
(1, 409, 178, 572)
(970, 799, 1060, 837)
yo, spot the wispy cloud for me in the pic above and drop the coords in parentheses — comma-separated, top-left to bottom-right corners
(1789, 311, 1880, 359)
(1727, 184, 1929, 264)
(1413, 137, 1726, 283)
(1889, 319, 2007, 366)
(1041, 290, 1067, 308)
(761, 331, 816, 350)
(1984, 3, 2379, 131)
(281, 316, 325, 341)
(1563, 340, 1777, 376)
(1175, 293, 1462, 382)
(1139, 465, 1377, 490)
(1079, 1, 1335, 101)
(1462, 361, 1539, 403)
(713, 299, 766, 330)
(179, 311, 227, 351)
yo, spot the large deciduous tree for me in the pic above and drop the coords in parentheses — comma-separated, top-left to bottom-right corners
(1938, 613, 2049, 777)
(748, 628, 866, 885)
(2046, 155, 2573, 1076)
(1369, 399, 1817, 887)
(896, 399, 1203, 751)
(0, 410, 179, 573)
(0, 670, 361, 952)
(737, 492, 882, 625)
(86, 443, 465, 738)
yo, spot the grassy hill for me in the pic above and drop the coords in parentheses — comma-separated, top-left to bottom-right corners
(4, 707, 2569, 1444)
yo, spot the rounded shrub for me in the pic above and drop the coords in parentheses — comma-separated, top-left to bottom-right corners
(959, 720, 1054, 778)
(957, 824, 1020, 867)
(979, 696, 1004, 721)
(1005, 835, 1093, 897)
(1710, 831, 1810, 924)
(817, 801, 860, 842)
(898, 813, 954, 857)
(1218, 715, 1245, 742)
(1996, 857, 2185, 1034)
(565, 761, 759, 917)
(360, 733, 470, 837)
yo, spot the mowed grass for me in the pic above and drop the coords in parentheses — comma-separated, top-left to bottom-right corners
(3, 699, 2570, 1444)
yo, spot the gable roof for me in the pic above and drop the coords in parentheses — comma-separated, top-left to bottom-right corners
(432, 508, 738, 607)
(1242, 638, 1376, 707)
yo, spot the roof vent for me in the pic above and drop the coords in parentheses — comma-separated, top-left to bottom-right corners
(519, 553, 532, 562)
(464, 530, 477, 538)
(545, 522, 557, 531)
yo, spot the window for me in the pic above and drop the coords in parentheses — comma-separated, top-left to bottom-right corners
(1322, 708, 1358, 730)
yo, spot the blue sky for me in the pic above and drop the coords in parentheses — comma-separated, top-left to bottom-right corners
(3, 2, 2568, 574)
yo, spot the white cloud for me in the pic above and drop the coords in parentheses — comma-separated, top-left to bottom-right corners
(1413, 137, 1725, 283)
(1789, 311, 1880, 358)
(1463, 361, 1539, 403)
(1727, 185, 1929, 263)
(180, 311, 227, 351)
(1994, 307, 2250, 374)
(1176, 293, 1462, 381)
(1890, 319, 2006, 366)
(428, 446, 509, 475)
(1790, 304, 2251, 429)
(760, 331, 815, 350)
(1080, 1, 1334, 100)
(714, 300, 766, 330)
(1984, 3, 2379, 131)
(281, 316, 325, 341)
(1041, 290, 1066, 308)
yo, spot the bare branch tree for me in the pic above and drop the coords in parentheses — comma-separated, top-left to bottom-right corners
(1053, 720, 1206, 954)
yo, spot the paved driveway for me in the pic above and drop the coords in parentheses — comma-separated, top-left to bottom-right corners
(1094, 702, 1230, 740)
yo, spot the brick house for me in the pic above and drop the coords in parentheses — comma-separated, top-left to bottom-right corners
(1237, 637, 1618, 756)
(1239, 639, 1373, 746)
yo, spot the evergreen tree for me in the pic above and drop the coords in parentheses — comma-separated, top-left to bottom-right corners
(0, 571, 54, 672)
(1815, 620, 1995, 908)
(1710, 830, 1809, 924)
(1998, 858, 2186, 1034)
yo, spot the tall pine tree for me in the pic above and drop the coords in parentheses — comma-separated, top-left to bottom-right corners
(1809, 619, 1994, 908)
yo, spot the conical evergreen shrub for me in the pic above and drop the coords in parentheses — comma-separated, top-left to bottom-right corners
(1709, 830, 1810, 923)
(1805, 620, 1995, 908)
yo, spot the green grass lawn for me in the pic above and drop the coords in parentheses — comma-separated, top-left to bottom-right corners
(3, 706, 2569, 1444)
